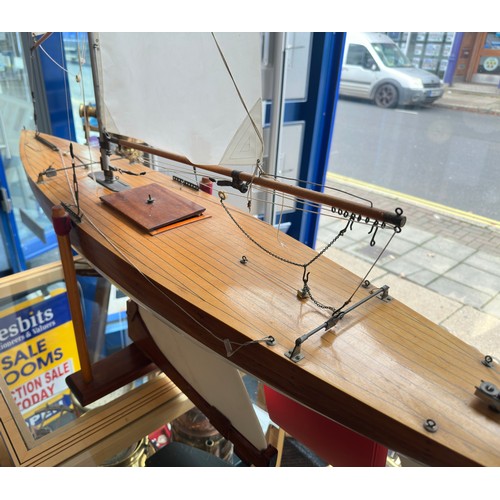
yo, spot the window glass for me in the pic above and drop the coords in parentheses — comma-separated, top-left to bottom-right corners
(62, 32, 95, 145)
(0, 32, 55, 271)
(372, 43, 412, 68)
(0, 34, 134, 450)
(478, 55, 500, 75)
(0, 32, 97, 273)
(324, 31, 500, 364)
(0, 260, 135, 444)
(484, 32, 500, 50)
(345, 44, 368, 66)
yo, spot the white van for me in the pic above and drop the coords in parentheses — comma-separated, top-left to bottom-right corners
(339, 32, 444, 108)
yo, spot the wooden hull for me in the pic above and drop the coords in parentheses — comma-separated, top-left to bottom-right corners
(20, 131, 500, 466)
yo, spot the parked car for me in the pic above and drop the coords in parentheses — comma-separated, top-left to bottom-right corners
(339, 32, 444, 108)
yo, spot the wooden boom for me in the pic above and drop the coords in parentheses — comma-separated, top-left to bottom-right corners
(115, 138, 406, 228)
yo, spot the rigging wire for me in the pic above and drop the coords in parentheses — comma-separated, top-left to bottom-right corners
(57, 33, 74, 144)
(24, 129, 406, 362)
(260, 172, 374, 208)
(28, 34, 41, 134)
(135, 151, 376, 212)
(40, 148, 495, 378)
(37, 144, 397, 234)
(33, 32, 375, 221)
(124, 154, 397, 239)
(23, 139, 279, 357)
(211, 32, 264, 164)
(115, 150, 394, 233)
(219, 193, 399, 314)
(29, 33, 404, 359)
(25, 136, 361, 358)
(75, 33, 97, 178)
(25, 39, 497, 397)
(28, 128, 491, 373)
(39, 43, 79, 79)
(210, 32, 266, 213)
(75, 198, 276, 358)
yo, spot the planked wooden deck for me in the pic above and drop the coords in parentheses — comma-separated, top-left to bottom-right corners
(20, 130, 500, 466)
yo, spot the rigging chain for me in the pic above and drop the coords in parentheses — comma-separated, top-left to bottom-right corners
(219, 192, 401, 314)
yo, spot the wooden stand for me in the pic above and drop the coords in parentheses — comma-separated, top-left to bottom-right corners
(0, 260, 191, 466)
(65, 343, 157, 407)
(52, 205, 158, 407)
(52, 205, 93, 383)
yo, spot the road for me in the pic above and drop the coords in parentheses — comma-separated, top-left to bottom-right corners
(328, 98, 500, 222)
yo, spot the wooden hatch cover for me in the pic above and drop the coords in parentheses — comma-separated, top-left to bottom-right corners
(100, 183, 207, 234)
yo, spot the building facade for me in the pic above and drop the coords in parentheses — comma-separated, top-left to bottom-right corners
(388, 32, 500, 86)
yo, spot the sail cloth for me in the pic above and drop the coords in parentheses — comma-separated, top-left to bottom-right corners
(97, 32, 263, 168)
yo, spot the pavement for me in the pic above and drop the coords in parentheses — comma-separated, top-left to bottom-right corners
(435, 81, 500, 116)
(317, 81, 500, 360)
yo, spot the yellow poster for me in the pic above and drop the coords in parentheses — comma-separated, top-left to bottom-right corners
(0, 288, 81, 433)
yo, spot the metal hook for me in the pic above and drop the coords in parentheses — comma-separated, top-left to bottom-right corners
(297, 267, 310, 300)
(368, 220, 379, 247)
(302, 267, 310, 285)
(348, 213, 356, 231)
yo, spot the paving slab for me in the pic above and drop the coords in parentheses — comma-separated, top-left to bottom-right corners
(398, 225, 435, 245)
(323, 247, 387, 283)
(317, 219, 367, 249)
(381, 236, 416, 257)
(428, 276, 492, 309)
(482, 295, 500, 319)
(319, 153, 500, 360)
(372, 273, 462, 325)
(422, 236, 477, 261)
(343, 241, 395, 266)
(385, 246, 458, 275)
(323, 248, 463, 325)
(324, 246, 499, 357)
(405, 269, 439, 287)
(382, 257, 425, 277)
(464, 251, 500, 277)
(444, 263, 500, 296)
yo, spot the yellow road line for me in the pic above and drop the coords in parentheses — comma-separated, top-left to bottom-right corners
(326, 172, 500, 228)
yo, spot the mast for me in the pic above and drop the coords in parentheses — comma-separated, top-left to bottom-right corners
(87, 32, 128, 192)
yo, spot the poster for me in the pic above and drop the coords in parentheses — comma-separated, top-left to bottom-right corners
(0, 288, 81, 435)
(427, 32, 445, 43)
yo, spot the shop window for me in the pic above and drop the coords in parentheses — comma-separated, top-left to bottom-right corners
(322, 32, 500, 362)
(61, 33, 95, 145)
(478, 55, 500, 75)
(484, 33, 500, 50)
(0, 32, 56, 272)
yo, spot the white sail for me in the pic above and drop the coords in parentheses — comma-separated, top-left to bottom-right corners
(97, 32, 263, 168)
